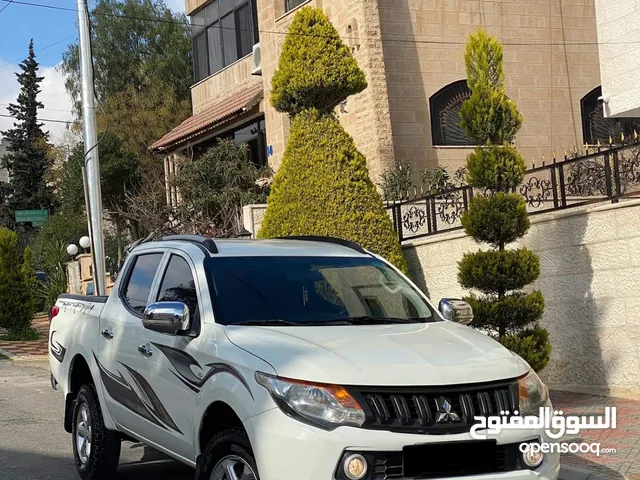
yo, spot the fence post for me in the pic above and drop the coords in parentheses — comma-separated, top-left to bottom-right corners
(430, 197, 438, 234)
(550, 165, 559, 209)
(558, 164, 567, 208)
(603, 153, 615, 203)
(395, 203, 404, 243)
(612, 151, 622, 201)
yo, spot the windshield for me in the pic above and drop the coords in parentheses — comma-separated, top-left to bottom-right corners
(207, 256, 439, 326)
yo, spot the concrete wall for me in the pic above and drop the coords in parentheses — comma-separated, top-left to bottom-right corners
(595, 0, 640, 118)
(403, 200, 640, 399)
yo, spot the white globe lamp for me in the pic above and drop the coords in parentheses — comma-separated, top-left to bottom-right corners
(79, 236, 91, 250)
(67, 244, 79, 256)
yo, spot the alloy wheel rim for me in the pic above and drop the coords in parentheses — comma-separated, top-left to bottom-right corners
(75, 403, 92, 465)
(210, 455, 257, 480)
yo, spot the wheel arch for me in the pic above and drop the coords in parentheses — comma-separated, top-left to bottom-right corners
(198, 401, 246, 456)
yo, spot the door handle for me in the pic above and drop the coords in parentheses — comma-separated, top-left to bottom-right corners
(101, 329, 114, 340)
(138, 345, 153, 357)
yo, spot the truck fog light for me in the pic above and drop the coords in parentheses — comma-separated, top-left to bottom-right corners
(522, 449, 544, 468)
(344, 454, 367, 480)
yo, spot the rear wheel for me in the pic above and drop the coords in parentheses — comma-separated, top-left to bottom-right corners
(72, 384, 121, 480)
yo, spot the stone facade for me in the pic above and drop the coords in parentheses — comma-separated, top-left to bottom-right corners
(594, 0, 640, 118)
(403, 200, 640, 399)
(180, 0, 602, 181)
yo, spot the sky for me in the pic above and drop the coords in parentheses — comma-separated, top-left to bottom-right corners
(0, 0, 185, 144)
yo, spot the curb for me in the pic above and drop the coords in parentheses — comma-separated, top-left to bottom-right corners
(0, 347, 15, 359)
(561, 465, 628, 480)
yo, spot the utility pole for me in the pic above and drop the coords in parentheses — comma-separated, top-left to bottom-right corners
(76, 0, 107, 296)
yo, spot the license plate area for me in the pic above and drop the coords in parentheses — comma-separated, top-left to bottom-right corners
(403, 439, 498, 478)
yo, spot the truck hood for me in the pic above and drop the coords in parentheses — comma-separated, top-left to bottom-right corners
(225, 321, 529, 386)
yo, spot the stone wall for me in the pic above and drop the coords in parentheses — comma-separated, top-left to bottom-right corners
(379, 0, 602, 172)
(403, 200, 640, 399)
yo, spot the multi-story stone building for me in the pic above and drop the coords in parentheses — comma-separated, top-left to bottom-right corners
(594, 0, 640, 118)
(153, 0, 611, 184)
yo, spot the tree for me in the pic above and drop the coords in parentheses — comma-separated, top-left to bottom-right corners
(31, 212, 88, 270)
(0, 227, 36, 338)
(457, 30, 550, 371)
(59, 0, 192, 244)
(119, 141, 271, 239)
(258, 7, 407, 272)
(57, 134, 140, 262)
(1, 40, 55, 212)
(173, 140, 271, 237)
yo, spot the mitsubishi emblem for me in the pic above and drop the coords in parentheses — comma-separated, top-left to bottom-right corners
(434, 396, 461, 424)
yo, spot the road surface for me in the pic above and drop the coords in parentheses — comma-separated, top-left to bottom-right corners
(0, 359, 193, 480)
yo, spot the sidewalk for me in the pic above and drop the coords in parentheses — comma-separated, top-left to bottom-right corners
(552, 390, 640, 480)
(0, 315, 49, 359)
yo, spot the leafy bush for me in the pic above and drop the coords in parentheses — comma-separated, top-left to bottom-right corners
(461, 193, 530, 248)
(270, 7, 367, 115)
(260, 7, 406, 272)
(173, 140, 272, 237)
(466, 144, 525, 192)
(378, 161, 415, 201)
(31, 212, 87, 270)
(0, 227, 36, 336)
(421, 166, 467, 195)
(458, 29, 550, 370)
(500, 326, 551, 373)
(259, 110, 407, 272)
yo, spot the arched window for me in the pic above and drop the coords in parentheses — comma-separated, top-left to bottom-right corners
(430, 80, 474, 146)
(581, 86, 640, 145)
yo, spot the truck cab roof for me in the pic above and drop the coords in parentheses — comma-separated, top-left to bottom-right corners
(133, 236, 372, 258)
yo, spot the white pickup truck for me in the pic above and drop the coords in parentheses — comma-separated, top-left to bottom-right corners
(49, 235, 559, 480)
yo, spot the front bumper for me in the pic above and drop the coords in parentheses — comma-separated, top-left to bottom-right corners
(243, 408, 560, 480)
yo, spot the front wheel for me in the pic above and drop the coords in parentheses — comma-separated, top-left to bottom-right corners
(197, 428, 259, 480)
(72, 384, 121, 480)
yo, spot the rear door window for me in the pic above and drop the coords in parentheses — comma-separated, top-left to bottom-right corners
(122, 254, 164, 313)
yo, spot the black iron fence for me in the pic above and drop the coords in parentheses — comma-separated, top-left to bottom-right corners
(387, 138, 640, 243)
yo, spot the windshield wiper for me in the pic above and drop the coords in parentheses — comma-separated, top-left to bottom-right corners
(314, 316, 427, 325)
(232, 319, 299, 326)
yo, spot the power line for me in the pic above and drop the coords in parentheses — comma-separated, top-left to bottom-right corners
(1, 0, 638, 48)
(0, 0, 13, 14)
(0, 113, 73, 124)
(0, 103, 73, 113)
(0, 35, 75, 69)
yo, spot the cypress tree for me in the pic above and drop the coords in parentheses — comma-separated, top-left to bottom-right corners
(458, 30, 550, 371)
(1, 40, 54, 213)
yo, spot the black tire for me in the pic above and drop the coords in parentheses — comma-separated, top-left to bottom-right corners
(196, 428, 259, 480)
(71, 384, 121, 480)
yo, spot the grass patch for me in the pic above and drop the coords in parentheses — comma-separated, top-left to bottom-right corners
(0, 352, 10, 360)
(1, 327, 40, 341)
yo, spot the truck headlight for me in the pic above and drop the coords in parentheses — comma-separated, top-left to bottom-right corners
(517, 370, 548, 414)
(255, 372, 366, 430)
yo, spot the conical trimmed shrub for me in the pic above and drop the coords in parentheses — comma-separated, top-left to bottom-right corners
(260, 6, 406, 272)
(270, 7, 367, 115)
(259, 110, 407, 271)
(458, 29, 550, 371)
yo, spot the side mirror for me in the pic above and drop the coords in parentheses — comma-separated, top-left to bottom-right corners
(143, 302, 191, 335)
(438, 298, 474, 325)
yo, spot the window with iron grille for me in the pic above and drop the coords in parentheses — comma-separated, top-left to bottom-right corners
(581, 86, 640, 145)
(191, 0, 259, 83)
(285, 0, 308, 12)
(429, 80, 475, 147)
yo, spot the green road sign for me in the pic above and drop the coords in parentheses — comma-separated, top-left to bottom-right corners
(15, 209, 48, 227)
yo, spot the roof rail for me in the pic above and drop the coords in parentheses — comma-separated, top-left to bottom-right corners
(161, 235, 219, 254)
(276, 236, 367, 254)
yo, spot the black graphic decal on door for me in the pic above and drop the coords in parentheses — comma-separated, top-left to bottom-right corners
(151, 343, 254, 400)
(93, 353, 182, 434)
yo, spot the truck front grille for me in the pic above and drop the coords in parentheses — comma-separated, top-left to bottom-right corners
(348, 379, 518, 434)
